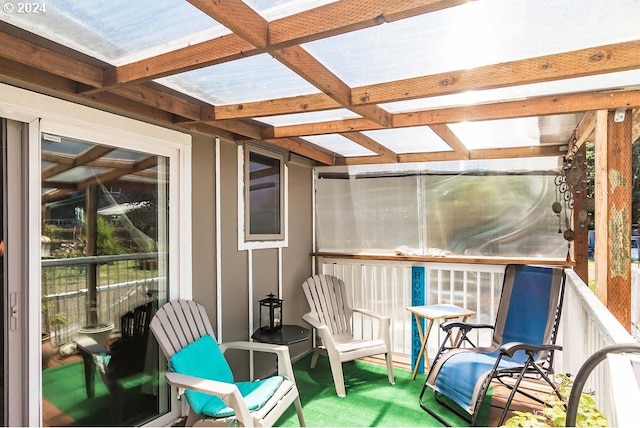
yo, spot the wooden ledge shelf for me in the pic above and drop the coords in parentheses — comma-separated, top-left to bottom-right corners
(313, 252, 574, 268)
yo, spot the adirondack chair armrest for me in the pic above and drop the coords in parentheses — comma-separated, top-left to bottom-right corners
(353, 308, 391, 342)
(301, 312, 325, 330)
(165, 372, 252, 426)
(500, 342, 563, 358)
(353, 308, 390, 325)
(220, 341, 296, 381)
(302, 312, 337, 349)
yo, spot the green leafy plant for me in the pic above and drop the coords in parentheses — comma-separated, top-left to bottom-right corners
(504, 374, 608, 427)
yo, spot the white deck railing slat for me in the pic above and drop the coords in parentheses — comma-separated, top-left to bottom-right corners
(317, 257, 639, 424)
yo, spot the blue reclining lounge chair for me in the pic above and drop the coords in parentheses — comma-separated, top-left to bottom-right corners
(419, 264, 566, 426)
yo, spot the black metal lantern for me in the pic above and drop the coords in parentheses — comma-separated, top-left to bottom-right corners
(259, 293, 283, 332)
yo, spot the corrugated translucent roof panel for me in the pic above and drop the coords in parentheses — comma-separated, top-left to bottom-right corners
(1, 0, 225, 65)
(450, 118, 542, 150)
(156, 54, 322, 104)
(363, 126, 451, 154)
(303, 134, 375, 157)
(303, 0, 640, 87)
(245, 0, 338, 20)
(4, 0, 635, 161)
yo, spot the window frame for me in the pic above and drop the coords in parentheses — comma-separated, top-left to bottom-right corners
(238, 144, 288, 249)
(0, 82, 191, 427)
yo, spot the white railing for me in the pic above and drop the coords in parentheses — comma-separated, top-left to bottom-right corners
(632, 265, 640, 338)
(317, 256, 639, 426)
(559, 269, 639, 426)
(318, 258, 504, 363)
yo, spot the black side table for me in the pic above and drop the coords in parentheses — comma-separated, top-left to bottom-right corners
(252, 325, 311, 345)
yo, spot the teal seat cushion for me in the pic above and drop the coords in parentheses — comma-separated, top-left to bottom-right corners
(168, 334, 285, 417)
(200, 376, 285, 418)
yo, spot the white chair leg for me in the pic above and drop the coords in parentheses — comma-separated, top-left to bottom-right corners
(295, 397, 306, 426)
(385, 352, 395, 385)
(329, 358, 346, 397)
(310, 349, 320, 369)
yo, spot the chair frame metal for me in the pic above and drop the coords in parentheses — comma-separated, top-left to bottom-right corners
(419, 265, 566, 426)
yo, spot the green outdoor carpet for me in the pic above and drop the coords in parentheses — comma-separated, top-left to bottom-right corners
(276, 354, 490, 427)
(42, 361, 112, 426)
(42, 360, 157, 426)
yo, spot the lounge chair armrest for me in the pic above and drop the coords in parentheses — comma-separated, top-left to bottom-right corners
(500, 341, 563, 358)
(221, 341, 296, 381)
(165, 372, 252, 426)
(440, 321, 493, 333)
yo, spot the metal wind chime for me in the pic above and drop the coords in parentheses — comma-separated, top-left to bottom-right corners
(552, 142, 594, 260)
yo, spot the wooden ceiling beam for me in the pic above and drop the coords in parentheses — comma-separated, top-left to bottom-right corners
(571, 111, 596, 153)
(101, 34, 256, 88)
(188, 0, 268, 48)
(201, 119, 265, 140)
(42, 145, 115, 180)
(78, 156, 158, 192)
(0, 32, 103, 88)
(429, 124, 470, 158)
(394, 89, 640, 127)
(468, 144, 566, 160)
(264, 118, 383, 139)
(263, 89, 640, 138)
(340, 132, 399, 161)
(272, 46, 392, 126)
(209, 93, 341, 120)
(45, 155, 158, 201)
(98, 0, 467, 88)
(210, 41, 640, 121)
(269, 0, 471, 47)
(177, 123, 241, 143)
(352, 40, 640, 105)
(109, 84, 203, 120)
(0, 57, 78, 93)
(397, 143, 565, 164)
(264, 137, 335, 166)
(82, 91, 177, 123)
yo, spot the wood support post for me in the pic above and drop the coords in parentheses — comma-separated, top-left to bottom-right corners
(86, 184, 98, 327)
(594, 109, 632, 331)
(573, 144, 589, 284)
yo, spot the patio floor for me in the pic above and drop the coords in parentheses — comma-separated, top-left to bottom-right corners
(43, 352, 547, 427)
(365, 356, 548, 427)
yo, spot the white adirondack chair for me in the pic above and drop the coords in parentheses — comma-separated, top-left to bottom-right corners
(301, 274, 395, 397)
(150, 299, 305, 427)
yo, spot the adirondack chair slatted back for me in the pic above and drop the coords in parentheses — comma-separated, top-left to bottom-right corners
(110, 301, 154, 376)
(302, 274, 353, 336)
(150, 299, 215, 359)
(121, 301, 153, 341)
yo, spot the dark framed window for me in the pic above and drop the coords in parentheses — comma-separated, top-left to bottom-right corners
(244, 145, 285, 241)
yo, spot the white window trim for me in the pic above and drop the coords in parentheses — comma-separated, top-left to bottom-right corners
(238, 144, 288, 250)
(0, 83, 191, 427)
